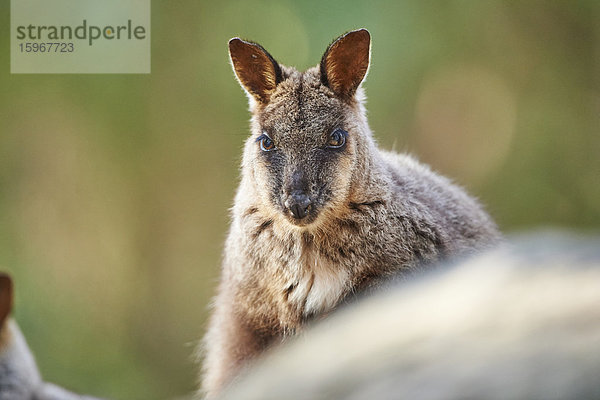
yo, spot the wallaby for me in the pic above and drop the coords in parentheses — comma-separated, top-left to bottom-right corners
(201, 28, 501, 397)
(0, 273, 102, 400)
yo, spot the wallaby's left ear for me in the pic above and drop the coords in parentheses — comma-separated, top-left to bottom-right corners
(229, 38, 283, 105)
(320, 29, 371, 100)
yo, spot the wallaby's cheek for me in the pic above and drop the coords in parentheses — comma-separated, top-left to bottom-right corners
(316, 144, 356, 210)
(252, 150, 286, 213)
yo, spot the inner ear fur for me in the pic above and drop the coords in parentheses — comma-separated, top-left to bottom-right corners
(320, 29, 371, 100)
(228, 38, 283, 104)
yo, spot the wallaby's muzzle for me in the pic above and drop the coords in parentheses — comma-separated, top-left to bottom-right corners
(284, 192, 312, 220)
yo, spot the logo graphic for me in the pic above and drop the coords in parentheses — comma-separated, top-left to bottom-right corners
(11, 0, 151, 74)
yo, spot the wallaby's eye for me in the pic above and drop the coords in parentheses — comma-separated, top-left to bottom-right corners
(257, 133, 276, 152)
(328, 128, 347, 148)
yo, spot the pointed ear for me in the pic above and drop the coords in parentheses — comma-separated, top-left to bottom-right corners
(0, 273, 13, 328)
(228, 38, 283, 105)
(320, 29, 371, 100)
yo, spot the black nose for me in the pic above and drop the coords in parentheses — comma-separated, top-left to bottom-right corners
(285, 193, 312, 220)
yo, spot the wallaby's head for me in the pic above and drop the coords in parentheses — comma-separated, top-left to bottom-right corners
(229, 29, 375, 228)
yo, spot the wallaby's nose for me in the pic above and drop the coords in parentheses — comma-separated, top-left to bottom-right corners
(285, 193, 312, 220)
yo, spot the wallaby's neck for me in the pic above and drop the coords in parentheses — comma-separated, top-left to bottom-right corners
(346, 114, 390, 205)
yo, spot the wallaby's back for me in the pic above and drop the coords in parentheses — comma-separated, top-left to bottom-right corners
(380, 150, 499, 254)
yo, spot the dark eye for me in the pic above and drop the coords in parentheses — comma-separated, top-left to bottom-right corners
(257, 133, 275, 151)
(328, 128, 347, 148)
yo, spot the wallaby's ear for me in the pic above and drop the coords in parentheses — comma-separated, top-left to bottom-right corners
(0, 273, 13, 328)
(228, 38, 283, 105)
(320, 29, 371, 100)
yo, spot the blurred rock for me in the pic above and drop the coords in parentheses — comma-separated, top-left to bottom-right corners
(220, 232, 600, 400)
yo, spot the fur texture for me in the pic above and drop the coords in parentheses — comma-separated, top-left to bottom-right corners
(201, 29, 501, 397)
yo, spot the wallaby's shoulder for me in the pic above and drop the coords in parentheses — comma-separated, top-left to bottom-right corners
(378, 150, 501, 251)
(378, 149, 480, 208)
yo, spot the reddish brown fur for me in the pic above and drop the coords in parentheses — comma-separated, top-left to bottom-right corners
(320, 29, 371, 99)
(0, 274, 13, 328)
(0, 274, 13, 352)
(228, 38, 282, 104)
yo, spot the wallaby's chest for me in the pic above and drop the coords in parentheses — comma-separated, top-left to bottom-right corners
(233, 204, 433, 333)
(236, 224, 352, 328)
(284, 245, 350, 318)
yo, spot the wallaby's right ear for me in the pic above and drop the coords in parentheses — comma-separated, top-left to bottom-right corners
(0, 273, 13, 328)
(228, 38, 283, 105)
(320, 29, 371, 101)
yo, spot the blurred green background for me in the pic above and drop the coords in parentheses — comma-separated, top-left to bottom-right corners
(0, 0, 598, 398)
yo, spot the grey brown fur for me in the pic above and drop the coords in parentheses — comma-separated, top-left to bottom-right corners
(201, 29, 500, 397)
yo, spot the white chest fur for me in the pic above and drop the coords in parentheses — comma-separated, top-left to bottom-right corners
(286, 246, 350, 317)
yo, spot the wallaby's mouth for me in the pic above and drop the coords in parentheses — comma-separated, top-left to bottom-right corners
(284, 204, 319, 226)
(288, 214, 317, 228)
